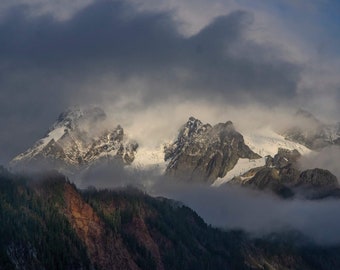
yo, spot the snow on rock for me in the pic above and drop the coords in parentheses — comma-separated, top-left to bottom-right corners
(12, 127, 67, 162)
(164, 117, 260, 183)
(212, 158, 265, 186)
(213, 127, 312, 186)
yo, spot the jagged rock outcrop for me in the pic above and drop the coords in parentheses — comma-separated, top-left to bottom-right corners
(293, 168, 340, 198)
(265, 148, 301, 168)
(230, 148, 340, 199)
(165, 117, 261, 183)
(10, 107, 138, 175)
(296, 168, 338, 188)
(281, 109, 340, 150)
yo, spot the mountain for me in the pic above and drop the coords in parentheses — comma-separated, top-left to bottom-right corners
(229, 148, 340, 199)
(281, 109, 340, 150)
(161, 116, 340, 199)
(10, 107, 138, 175)
(164, 117, 261, 183)
(10, 109, 338, 194)
(2, 168, 340, 269)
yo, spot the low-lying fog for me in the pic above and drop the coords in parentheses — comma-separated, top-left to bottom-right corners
(79, 158, 340, 245)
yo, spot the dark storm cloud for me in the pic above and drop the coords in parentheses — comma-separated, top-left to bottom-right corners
(0, 0, 301, 162)
(0, 1, 181, 74)
(0, 0, 301, 97)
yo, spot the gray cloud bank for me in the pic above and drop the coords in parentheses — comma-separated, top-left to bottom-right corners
(0, 0, 303, 163)
(159, 183, 340, 245)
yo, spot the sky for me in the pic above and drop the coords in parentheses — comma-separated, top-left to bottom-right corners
(0, 0, 339, 163)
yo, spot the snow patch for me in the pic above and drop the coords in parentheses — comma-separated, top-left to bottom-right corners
(41, 127, 66, 146)
(213, 158, 265, 186)
(243, 127, 311, 157)
(212, 127, 312, 186)
(12, 127, 66, 162)
(131, 145, 168, 173)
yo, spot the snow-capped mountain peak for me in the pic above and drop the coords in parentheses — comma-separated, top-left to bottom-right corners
(11, 107, 138, 173)
(177, 116, 211, 143)
(164, 117, 261, 183)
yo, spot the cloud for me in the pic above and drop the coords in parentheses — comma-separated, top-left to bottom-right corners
(80, 164, 340, 245)
(0, 0, 308, 163)
(0, 1, 300, 101)
(0, 0, 95, 20)
(299, 146, 340, 180)
(0, 0, 338, 167)
(162, 184, 340, 245)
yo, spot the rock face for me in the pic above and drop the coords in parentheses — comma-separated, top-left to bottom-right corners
(64, 181, 139, 270)
(294, 168, 339, 198)
(265, 148, 301, 168)
(11, 107, 138, 175)
(165, 117, 261, 183)
(230, 148, 340, 199)
(297, 168, 338, 187)
(281, 109, 340, 150)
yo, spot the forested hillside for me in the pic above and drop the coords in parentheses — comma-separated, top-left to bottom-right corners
(1, 167, 340, 270)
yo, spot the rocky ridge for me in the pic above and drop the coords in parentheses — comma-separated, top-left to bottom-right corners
(229, 148, 340, 199)
(164, 117, 261, 183)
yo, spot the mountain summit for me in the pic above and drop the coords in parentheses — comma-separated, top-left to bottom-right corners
(164, 117, 261, 183)
(11, 107, 138, 174)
